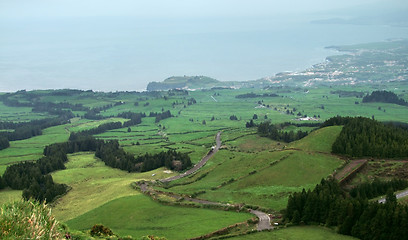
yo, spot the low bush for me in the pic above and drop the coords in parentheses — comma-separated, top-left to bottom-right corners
(0, 200, 63, 239)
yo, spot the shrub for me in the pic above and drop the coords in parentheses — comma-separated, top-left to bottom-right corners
(0, 200, 63, 239)
(90, 224, 114, 237)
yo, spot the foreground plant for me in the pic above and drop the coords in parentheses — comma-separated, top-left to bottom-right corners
(0, 199, 63, 239)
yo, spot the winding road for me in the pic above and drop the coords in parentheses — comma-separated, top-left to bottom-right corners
(250, 210, 273, 231)
(140, 131, 273, 232)
(160, 131, 222, 182)
(378, 189, 408, 203)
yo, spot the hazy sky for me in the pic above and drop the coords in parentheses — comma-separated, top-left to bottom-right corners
(0, 0, 393, 19)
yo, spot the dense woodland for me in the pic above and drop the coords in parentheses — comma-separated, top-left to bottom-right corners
(349, 178, 408, 199)
(285, 178, 408, 240)
(330, 117, 408, 158)
(362, 90, 408, 106)
(0, 137, 9, 150)
(257, 121, 309, 143)
(96, 142, 192, 172)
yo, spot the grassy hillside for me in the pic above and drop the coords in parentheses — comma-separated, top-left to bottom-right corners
(51, 152, 177, 222)
(158, 127, 344, 210)
(67, 195, 252, 240)
(200, 150, 342, 210)
(1, 83, 407, 239)
(231, 226, 358, 240)
(288, 126, 343, 153)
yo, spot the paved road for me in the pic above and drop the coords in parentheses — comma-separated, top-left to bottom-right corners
(140, 181, 272, 231)
(140, 131, 272, 231)
(378, 189, 408, 203)
(160, 131, 222, 183)
(250, 210, 273, 231)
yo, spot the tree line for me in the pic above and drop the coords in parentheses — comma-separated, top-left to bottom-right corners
(235, 92, 279, 98)
(0, 137, 10, 150)
(285, 178, 408, 240)
(1, 135, 191, 202)
(257, 121, 309, 143)
(83, 102, 127, 120)
(362, 90, 407, 106)
(349, 178, 408, 199)
(96, 141, 192, 172)
(0, 117, 72, 150)
(149, 110, 173, 123)
(69, 112, 145, 141)
(330, 117, 408, 158)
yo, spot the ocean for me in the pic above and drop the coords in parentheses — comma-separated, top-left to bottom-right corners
(0, 15, 407, 92)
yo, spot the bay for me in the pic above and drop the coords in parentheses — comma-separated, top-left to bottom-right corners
(0, 16, 407, 92)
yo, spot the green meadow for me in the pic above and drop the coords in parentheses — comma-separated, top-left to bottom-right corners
(158, 127, 343, 210)
(230, 226, 358, 240)
(51, 152, 177, 222)
(0, 117, 131, 175)
(67, 194, 252, 240)
(0, 81, 407, 239)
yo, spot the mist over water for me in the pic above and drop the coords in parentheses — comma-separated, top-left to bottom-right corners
(0, 7, 407, 92)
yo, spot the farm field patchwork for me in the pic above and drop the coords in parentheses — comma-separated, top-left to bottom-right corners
(1, 76, 408, 239)
(157, 127, 344, 210)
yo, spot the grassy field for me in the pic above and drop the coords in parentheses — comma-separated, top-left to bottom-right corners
(51, 152, 177, 222)
(1, 83, 408, 239)
(230, 226, 358, 240)
(66, 195, 252, 240)
(288, 126, 343, 153)
(199, 150, 342, 210)
(0, 117, 130, 175)
(0, 102, 51, 122)
(0, 189, 22, 205)
(157, 127, 343, 210)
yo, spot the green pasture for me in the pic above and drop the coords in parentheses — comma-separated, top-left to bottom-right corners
(231, 226, 358, 240)
(0, 124, 70, 173)
(0, 83, 407, 239)
(51, 152, 177, 222)
(158, 127, 343, 210)
(200, 150, 343, 210)
(66, 194, 252, 240)
(0, 118, 130, 175)
(68, 117, 128, 132)
(0, 189, 22, 206)
(0, 102, 51, 122)
(289, 126, 343, 153)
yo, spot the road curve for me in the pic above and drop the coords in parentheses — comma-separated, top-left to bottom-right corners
(140, 131, 272, 232)
(378, 189, 408, 203)
(160, 131, 222, 183)
(250, 210, 273, 231)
